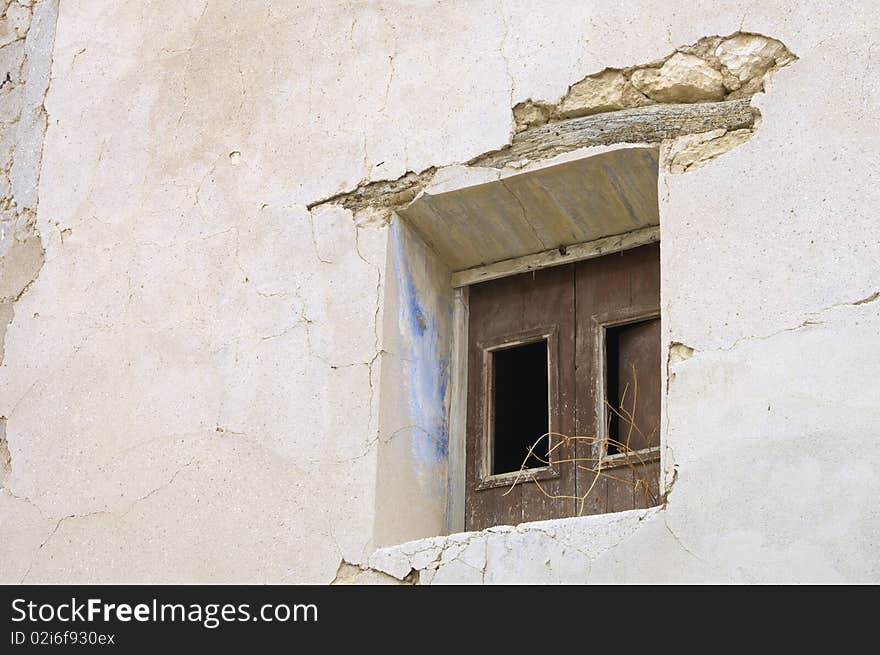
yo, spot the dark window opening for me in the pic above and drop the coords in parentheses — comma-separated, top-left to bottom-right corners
(491, 340, 549, 474)
(605, 318, 660, 455)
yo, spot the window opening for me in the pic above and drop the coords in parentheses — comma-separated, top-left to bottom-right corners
(490, 339, 549, 474)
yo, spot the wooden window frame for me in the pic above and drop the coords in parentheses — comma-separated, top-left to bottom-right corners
(475, 326, 561, 491)
(445, 231, 662, 534)
(591, 305, 662, 470)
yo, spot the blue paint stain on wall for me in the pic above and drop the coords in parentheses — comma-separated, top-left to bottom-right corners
(390, 220, 450, 475)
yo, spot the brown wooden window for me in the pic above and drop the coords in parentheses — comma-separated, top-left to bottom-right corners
(465, 243, 661, 531)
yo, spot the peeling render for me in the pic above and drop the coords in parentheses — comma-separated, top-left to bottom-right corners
(0, 2, 57, 576)
(662, 128, 754, 173)
(331, 560, 417, 585)
(309, 33, 795, 226)
(0, 0, 57, 372)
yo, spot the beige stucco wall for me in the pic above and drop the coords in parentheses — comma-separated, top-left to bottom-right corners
(1, 0, 877, 583)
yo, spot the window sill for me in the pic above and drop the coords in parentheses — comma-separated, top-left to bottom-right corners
(364, 504, 664, 584)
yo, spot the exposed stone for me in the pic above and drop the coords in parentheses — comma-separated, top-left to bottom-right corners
(663, 128, 754, 174)
(553, 69, 653, 119)
(306, 167, 436, 225)
(716, 34, 792, 85)
(331, 561, 414, 585)
(512, 100, 551, 132)
(721, 68, 741, 92)
(668, 342, 696, 364)
(630, 52, 726, 103)
(0, 3, 48, 375)
(0, 15, 808, 585)
(0, 233, 42, 300)
(676, 35, 724, 69)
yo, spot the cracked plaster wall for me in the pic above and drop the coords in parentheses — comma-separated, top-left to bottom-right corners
(0, 0, 878, 583)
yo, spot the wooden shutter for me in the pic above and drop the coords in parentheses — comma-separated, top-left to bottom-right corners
(464, 243, 661, 529)
(465, 264, 577, 531)
(574, 243, 661, 515)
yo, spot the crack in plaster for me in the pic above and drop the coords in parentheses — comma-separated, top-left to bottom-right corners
(498, 3, 515, 120)
(499, 176, 546, 249)
(662, 518, 707, 565)
(715, 289, 879, 353)
(662, 516, 737, 580)
(353, 223, 383, 353)
(372, 6, 399, 129)
(337, 421, 433, 465)
(18, 458, 198, 583)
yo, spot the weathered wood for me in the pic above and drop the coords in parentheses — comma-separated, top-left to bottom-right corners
(465, 264, 577, 531)
(472, 98, 756, 168)
(446, 286, 469, 534)
(451, 225, 660, 288)
(574, 243, 662, 515)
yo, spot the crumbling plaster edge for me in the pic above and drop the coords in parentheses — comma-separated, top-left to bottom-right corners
(0, 0, 60, 500)
(0, 0, 60, 360)
(10, 0, 58, 213)
(356, 505, 667, 583)
(308, 31, 796, 221)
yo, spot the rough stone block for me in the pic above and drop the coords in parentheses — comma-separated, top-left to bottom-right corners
(630, 53, 726, 103)
(554, 69, 653, 119)
(716, 34, 790, 84)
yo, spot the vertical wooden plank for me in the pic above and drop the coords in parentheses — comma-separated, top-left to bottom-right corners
(465, 273, 524, 531)
(629, 241, 661, 307)
(574, 250, 630, 515)
(465, 264, 577, 530)
(605, 463, 635, 514)
(446, 287, 469, 534)
(632, 460, 661, 509)
(578, 465, 609, 516)
(575, 244, 661, 516)
(616, 318, 661, 452)
(520, 264, 576, 523)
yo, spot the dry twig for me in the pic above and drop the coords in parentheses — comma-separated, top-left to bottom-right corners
(502, 363, 659, 514)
